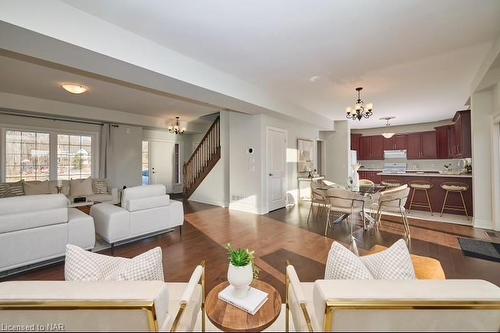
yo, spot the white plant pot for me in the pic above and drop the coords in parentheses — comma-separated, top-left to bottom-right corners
(227, 263, 253, 299)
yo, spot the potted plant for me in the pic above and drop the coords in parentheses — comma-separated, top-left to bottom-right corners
(225, 243, 259, 299)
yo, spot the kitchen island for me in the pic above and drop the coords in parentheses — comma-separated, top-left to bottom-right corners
(377, 172, 473, 216)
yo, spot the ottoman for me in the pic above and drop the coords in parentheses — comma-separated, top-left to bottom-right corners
(90, 203, 130, 244)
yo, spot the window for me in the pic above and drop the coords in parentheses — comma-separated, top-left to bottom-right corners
(142, 141, 149, 185)
(5, 130, 50, 182)
(57, 134, 92, 179)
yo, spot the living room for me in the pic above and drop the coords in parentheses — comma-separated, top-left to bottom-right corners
(1, 1, 500, 331)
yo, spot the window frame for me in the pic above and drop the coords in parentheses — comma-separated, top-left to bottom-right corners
(56, 133, 95, 180)
(1, 124, 99, 182)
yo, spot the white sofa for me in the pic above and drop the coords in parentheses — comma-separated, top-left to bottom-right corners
(0, 179, 119, 205)
(285, 264, 500, 332)
(91, 185, 183, 245)
(0, 194, 95, 273)
(0, 264, 205, 332)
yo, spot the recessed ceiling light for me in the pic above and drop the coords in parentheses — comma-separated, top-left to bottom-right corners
(309, 75, 320, 82)
(61, 84, 88, 94)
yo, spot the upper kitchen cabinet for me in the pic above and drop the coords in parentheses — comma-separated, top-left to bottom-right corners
(451, 110, 471, 158)
(435, 125, 451, 159)
(351, 133, 361, 152)
(383, 134, 407, 150)
(407, 131, 437, 160)
(358, 135, 384, 160)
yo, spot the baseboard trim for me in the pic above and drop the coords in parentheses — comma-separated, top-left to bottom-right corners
(188, 198, 227, 208)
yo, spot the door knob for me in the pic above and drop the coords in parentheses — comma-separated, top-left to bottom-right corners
(269, 173, 273, 176)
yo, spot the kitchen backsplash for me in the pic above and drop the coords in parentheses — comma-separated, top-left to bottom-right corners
(359, 159, 470, 171)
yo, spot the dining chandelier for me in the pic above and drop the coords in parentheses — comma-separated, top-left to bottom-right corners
(168, 116, 186, 135)
(346, 87, 373, 121)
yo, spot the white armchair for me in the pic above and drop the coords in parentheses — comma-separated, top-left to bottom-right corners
(285, 264, 500, 332)
(0, 263, 205, 332)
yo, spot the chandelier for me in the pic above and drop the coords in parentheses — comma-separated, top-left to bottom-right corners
(346, 87, 373, 121)
(168, 116, 186, 135)
(380, 116, 396, 138)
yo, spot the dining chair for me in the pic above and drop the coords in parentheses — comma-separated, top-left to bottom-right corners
(373, 184, 411, 247)
(307, 180, 329, 224)
(359, 179, 375, 187)
(324, 187, 365, 253)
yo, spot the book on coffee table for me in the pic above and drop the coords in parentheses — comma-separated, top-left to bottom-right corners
(218, 285, 268, 315)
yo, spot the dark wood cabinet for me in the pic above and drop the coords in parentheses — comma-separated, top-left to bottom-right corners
(358, 135, 384, 160)
(421, 131, 437, 159)
(452, 111, 471, 158)
(351, 133, 361, 154)
(435, 125, 450, 159)
(358, 171, 382, 184)
(383, 135, 407, 150)
(407, 131, 437, 160)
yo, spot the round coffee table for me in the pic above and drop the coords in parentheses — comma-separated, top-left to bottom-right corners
(206, 280, 282, 332)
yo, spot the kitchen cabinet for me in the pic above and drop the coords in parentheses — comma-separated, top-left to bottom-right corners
(383, 134, 407, 150)
(351, 133, 361, 154)
(407, 131, 437, 160)
(435, 125, 451, 159)
(451, 110, 471, 158)
(358, 171, 382, 184)
(358, 135, 384, 160)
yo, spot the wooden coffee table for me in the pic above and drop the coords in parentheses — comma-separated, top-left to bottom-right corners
(206, 280, 281, 332)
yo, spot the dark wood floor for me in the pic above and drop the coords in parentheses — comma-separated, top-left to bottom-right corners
(3, 199, 499, 299)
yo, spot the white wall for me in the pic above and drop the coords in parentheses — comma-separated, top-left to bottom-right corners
(108, 125, 142, 189)
(321, 120, 351, 186)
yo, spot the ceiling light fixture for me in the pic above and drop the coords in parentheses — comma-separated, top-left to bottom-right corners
(168, 116, 186, 135)
(380, 116, 396, 138)
(346, 87, 373, 121)
(61, 84, 88, 94)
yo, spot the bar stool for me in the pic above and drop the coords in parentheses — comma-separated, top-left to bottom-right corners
(381, 179, 402, 188)
(440, 182, 469, 220)
(408, 181, 433, 215)
(359, 179, 375, 187)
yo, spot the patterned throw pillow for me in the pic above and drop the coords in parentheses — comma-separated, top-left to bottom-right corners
(361, 239, 416, 279)
(325, 242, 374, 280)
(7, 181, 24, 197)
(93, 180, 108, 194)
(325, 239, 416, 280)
(65, 244, 164, 281)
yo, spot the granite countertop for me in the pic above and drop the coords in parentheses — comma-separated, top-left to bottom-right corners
(377, 172, 472, 178)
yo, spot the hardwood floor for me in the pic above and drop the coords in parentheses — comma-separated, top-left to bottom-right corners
(3, 199, 499, 300)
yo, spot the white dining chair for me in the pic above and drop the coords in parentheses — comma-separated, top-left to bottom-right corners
(373, 185, 411, 247)
(324, 187, 365, 254)
(307, 181, 329, 224)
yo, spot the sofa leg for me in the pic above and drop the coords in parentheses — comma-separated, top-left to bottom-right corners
(179, 225, 182, 236)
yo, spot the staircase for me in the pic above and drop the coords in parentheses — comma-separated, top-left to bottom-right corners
(183, 116, 221, 198)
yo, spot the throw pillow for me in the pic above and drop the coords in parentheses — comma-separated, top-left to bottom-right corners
(93, 179, 108, 194)
(324, 240, 416, 280)
(24, 181, 50, 195)
(324, 242, 373, 280)
(65, 244, 164, 281)
(361, 239, 416, 279)
(70, 178, 94, 197)
(7, 181, 24, 197)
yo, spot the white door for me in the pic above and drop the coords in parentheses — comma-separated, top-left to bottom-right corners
(150, 141, 175, 193)
(267, 127, 287, 211)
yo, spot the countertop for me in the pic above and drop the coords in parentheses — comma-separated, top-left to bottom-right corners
(377, 172, 472, 178)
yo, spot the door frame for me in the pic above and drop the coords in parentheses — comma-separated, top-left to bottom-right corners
(147, 138, 184, 193)
(265, 126, 288, 213)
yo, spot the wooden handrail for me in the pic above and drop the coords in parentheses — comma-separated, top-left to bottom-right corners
(183, 116, 221, 198)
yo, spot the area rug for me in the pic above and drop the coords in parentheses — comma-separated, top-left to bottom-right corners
(458, 238, 500, 263)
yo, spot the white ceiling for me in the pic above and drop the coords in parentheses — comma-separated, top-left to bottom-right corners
(61, 0, 500, 128)
(0, 53, 218, 122)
